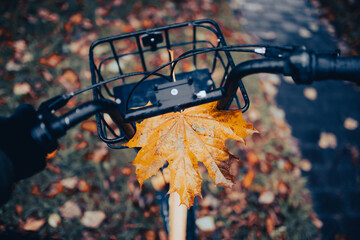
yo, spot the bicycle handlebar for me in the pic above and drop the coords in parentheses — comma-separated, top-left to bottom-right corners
(217, 49, 360, 110)
(284, 50, 360, 84)
(32, 47, 360, 150)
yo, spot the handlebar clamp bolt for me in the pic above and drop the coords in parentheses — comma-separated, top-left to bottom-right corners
(171, 88, 179, 96)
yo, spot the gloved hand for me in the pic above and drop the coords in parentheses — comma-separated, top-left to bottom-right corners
(0, 104, 49, 181)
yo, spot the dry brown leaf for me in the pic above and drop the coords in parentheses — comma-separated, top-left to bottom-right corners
(81, 120, 97, 133)
(125, 102, 256, 208)
(75, 140, 88, 150)
(43, 181, 63, 198)
(277, 181, 289, 195)
(266, 217, 275, 234)
(39, 53, 62, 68)
(78, 179, 91, 192)
(23, 218, 46, 231)
(57, 69, 80, 92)
(246, 152, 259, 166)
(59, 200, 82, 219)
(120, 166, 133, 176)
(80, 211, 106, 228)
(46, 149, 57, 159)
(69, 13, 83, 24)
(242, 169, 255, 189)
(31, 185, 41, 196)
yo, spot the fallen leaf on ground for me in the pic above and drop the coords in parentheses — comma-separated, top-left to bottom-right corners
(48, 213, 61, 228)
(242, 169, 255, 189)
(318, 132, 337, 149)
(78, 179, 91, 192)
(299, 27, 312, 38)
(31, 185, 41, 196)
(61, 177, 79, 190)
(75, 140, 88, 150)
(39, 53, 62, 68)
(69, 13, 83, 24)
(57, 69, 80, 92)
(23, 218, 46, 231)
(246, 152, 259, 166)
(46, 149, 57, 159)
(81, 120, 97, 133)
(344, 117, 358, 130)
(258, 190, 275, 204)
(59, 200, 82, 219)
(196, 216, 216, 232)
(120, 166, 133, 176)
(13, 83, 31, 95)
(80, 211, 106, 228)
(277, 181, 289, 195)
(303, 87, 317, 100)
(266, 217, 275, 234)
(300, 159, 312, 171)
(125, 102, 256, 208)
(43, 181, 63, 198)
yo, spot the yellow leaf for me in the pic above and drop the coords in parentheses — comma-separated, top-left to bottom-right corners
(125, 102, 257, 208)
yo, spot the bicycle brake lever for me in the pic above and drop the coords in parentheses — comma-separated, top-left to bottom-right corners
(38, 93, 73, 115)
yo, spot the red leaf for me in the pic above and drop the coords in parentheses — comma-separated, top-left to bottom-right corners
(23, 218, 46, 231)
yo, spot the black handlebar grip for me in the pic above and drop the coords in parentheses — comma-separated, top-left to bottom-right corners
(314, 56, 360, 83)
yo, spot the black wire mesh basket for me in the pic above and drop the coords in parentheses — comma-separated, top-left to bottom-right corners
(89, 19, 249, 149)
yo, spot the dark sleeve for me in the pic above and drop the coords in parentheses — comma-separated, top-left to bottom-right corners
(0, 149, 14, 206)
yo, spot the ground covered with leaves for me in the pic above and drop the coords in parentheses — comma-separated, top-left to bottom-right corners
(0, 0, 320, 239)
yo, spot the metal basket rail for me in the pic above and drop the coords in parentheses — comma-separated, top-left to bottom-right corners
(89, 19, 249, 149)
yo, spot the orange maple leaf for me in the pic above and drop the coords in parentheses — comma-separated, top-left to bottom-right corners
(125, 102, 257, 208)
